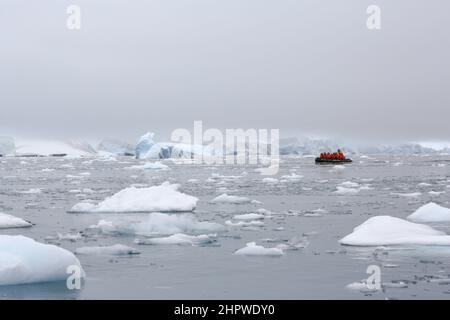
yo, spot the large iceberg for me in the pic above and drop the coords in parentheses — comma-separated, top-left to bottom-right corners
(70, 182, 198, 213)
(14, 138, 96, 157)
(0, 235, 84, 286)
(339, 216, 450, 246)
(407, 203, 450, 222)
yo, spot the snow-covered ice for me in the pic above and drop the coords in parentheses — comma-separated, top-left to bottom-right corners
(75, 244, 140, 255)
(70, 182, 198, 213)
(340, 216, 450, 246)
(90, 212, 224, 236)
(211, 194, 253, 204)
(0, 213, 32, 229)
(0, 235, 84, 286)
(134, 233, 216, 246)
(234, 242, 284, 256)
(407, 202, 450, 222)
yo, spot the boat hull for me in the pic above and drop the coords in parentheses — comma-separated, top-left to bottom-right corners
(315, 157, 352, 164)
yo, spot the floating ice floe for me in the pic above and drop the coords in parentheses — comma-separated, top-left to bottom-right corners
(418, 182, 432, 188)
(0, 213, 32, 229)
(232, 213, 264, 220)
(339, 216, 450, 246)
(335, 186, 360, 195)
(0, 235, 84, 286)
(225, 220, 265, 227)
(391, 192, 422, 198)
(262, 178, 279, 184)
(134, 233, 216, 246)
(280, 173, 303, 181)
(210, 193, 254, 204)
(19, 188, 42, 194)
(125, 161, 169, 170)
(429, 191, 445, 196)
(407, 202, 450, 222)
(75, 244, 140, 255)
(234, 242, 284, 256)
(70, 182, 198, 213)
(90, 212, 224, 236)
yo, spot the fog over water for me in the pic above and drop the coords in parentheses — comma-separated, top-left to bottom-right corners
(1, 0, 449, 143)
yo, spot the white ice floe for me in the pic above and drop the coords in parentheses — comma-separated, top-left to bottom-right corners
(339, 215, 450, 246)
(234, 242, 284, 256)
(340, 181, 360, 188)
(125, 161, 169, 170)
(90, 212, 224, 236)
(210, 193, 253, 204)
(0, 235, 84, 286)
(418, 182, 432, 188)
(392, 192, 422, 198)
(262, 177, 279, 184)
(70, 182, 198, 213)
(134, 233, 216, 246)
(407, 202, 450, 222)
(0, 213, 32, 229)
(429, 191, 445, 196)
(280, 173, 303, 181)
(19, 188, 42, 194)
(75, 244, 140, 255)
(335, 186, 360, 195)
(225, 220, 264, 227)
(232, 213, 265, 220)
(346, 281, 380, 293)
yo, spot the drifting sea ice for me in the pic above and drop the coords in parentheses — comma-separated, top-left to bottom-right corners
(407, 202, 450, 222)
(75, 244, 140, 255)
(0, 213, 32, 229)
(234, 242, 284, 256)
(125, 161, 169, 170)
(232, 213, 265, 220)
(0, 235, 84, 286)
(89, 212, 224, 236)
(339, 216, 450, 246)
(134, 233, 217, 246)
(210, 194, 255, 204)
(70, 182, 198, 213)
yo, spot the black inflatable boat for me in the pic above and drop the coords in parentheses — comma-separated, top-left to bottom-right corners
(315, 157, 352, 164)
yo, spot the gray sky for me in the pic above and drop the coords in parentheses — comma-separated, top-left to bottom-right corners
(1, 0, 449, 143)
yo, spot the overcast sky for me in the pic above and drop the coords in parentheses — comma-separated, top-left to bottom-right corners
(0, 0, 449, 143)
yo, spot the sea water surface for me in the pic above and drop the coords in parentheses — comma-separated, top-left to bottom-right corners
(1, 154, 450, 299)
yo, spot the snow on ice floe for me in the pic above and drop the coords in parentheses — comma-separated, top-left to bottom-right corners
(280, 173, 303, 181)
(339, 216, 450, 246)
(75, 244, 140, 255)
(89, 212, 224, 236)
(225, 220, 265, 227)
(211, 194, 259, 204)
(125, 161, 169, 170)
(335, 187, 360, 195)
(134, 233, 217, 246)
(0, 235, 84, 286)
(0, 213, 32, 229)
(19, 188, 42, 194)
(234, 242, 284, 256)
(262, 177, 279, 184)
(232, 213, 265, 220)
(70, 182, 198, 213)
(391, 192, 422, 198)
(407, 202, 450, 222)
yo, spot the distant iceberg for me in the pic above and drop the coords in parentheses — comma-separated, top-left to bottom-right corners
(97, 139, 135, 156)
